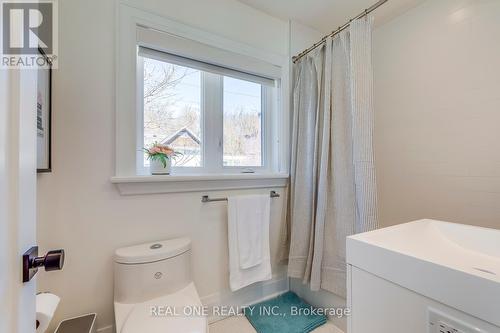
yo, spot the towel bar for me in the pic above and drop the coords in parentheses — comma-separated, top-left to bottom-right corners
(201, 191, 280, 203)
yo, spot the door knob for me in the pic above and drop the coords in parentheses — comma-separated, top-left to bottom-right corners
(23, 247, 65, 282)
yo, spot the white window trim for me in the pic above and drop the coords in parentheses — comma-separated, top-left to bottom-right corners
(115, 2, 290, 194)
(111, 173, 288, 195)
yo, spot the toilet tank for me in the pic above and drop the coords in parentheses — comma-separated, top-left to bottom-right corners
(114, 238, 192, 304)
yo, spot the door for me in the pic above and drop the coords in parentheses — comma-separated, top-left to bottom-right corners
(0, 67, 38, 332)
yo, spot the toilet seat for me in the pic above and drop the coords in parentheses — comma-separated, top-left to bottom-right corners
(115, 283, 208, 333)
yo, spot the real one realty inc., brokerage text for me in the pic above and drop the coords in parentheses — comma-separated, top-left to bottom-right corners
(150, 305, 351, 318)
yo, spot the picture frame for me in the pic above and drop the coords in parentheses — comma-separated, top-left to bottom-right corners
(36, 47, 52, 173)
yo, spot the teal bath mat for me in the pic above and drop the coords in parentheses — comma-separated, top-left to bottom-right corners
(245, 291, 327, 333)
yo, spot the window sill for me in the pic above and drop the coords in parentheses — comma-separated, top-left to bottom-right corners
(110, 173, 289, 195)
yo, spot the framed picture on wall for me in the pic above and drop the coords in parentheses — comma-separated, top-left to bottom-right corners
(37, 48, 52, 173)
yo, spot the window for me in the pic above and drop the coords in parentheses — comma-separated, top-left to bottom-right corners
(143, 58, 202, 167)
(115, 10, 289, 192)
(223, 77, 262, 167)
(138, 47, 277, 174)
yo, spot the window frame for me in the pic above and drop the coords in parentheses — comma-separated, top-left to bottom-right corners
(137, 49, 276, 175)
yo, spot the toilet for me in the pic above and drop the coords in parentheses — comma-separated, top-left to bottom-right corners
(113, 238, 207, 333)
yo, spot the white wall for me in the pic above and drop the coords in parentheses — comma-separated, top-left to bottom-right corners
(374, 0, 500, 229)
(36, 1, 289, 332)
(289, 20, 323, 56)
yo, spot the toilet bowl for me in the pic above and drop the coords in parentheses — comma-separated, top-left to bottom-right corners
(113, 238, 207, 333)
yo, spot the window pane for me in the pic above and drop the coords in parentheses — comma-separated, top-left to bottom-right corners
(143, 57, 202, 167)
(223, 77, 262, 167)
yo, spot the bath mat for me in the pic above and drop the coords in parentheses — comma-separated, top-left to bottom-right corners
(245, 291, 327, 333)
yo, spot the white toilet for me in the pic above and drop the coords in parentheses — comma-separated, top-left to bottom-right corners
(113, 238, 208, 333)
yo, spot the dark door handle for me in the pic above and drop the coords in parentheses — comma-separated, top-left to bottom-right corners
(33, 249, 65, 271)
(23, 247, 65, 282)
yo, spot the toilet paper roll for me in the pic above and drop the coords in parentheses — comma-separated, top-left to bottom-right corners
(36, 293, 60, 333)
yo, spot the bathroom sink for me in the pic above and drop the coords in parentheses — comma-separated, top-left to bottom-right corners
(347, 219, 500, 327)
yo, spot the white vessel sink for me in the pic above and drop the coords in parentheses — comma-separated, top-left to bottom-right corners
(347, 219, 500, 327)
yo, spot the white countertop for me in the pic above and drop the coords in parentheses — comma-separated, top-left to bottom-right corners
(347, 219, 500, 327)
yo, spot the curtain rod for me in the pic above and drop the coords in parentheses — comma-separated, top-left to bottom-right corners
(292, 0, 389, 63)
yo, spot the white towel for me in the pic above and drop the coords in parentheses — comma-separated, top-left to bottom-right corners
(228, 194, 272, 291)
(232, 194, 269, 269)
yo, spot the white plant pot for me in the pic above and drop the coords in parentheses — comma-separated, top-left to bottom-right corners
(150, 158, 171, 175)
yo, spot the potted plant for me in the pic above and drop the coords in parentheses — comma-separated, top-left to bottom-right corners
(143, 143, 179, 175)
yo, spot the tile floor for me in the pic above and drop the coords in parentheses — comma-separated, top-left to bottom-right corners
(209, 315, 343, 333)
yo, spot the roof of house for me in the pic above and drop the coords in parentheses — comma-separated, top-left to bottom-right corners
(161, 127, 201, 145)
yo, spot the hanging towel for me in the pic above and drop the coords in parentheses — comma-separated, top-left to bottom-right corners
(230, 194, 270, 269)
(228, 194, 272, 291)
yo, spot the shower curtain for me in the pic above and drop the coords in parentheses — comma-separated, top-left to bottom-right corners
(286, 16, 378, 297)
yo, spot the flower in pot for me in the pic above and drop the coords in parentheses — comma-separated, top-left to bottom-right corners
(143, 143, 179, 175)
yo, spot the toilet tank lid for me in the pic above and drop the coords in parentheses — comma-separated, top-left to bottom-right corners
(114, 238, 191, 264)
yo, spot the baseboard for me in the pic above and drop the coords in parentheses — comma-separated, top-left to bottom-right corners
(201, 273, 289, 323)
(96, 325, 114, 333)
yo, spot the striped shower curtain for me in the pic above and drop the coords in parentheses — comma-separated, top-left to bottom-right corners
(285, 16, 379, 297)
